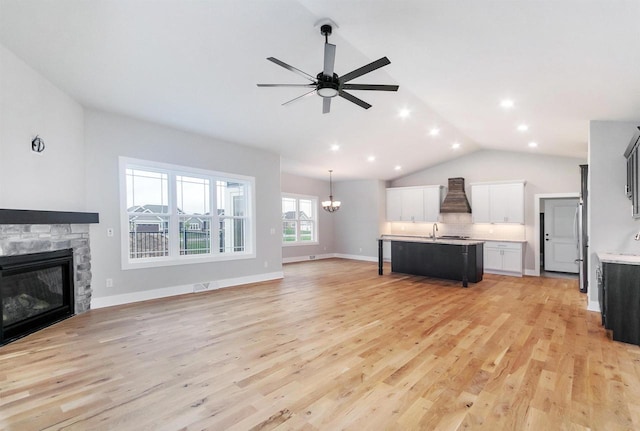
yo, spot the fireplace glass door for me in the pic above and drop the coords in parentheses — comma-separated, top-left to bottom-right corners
(1, 249, 74, 344)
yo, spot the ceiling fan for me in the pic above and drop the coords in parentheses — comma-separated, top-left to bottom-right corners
(257, 24, 399, 114)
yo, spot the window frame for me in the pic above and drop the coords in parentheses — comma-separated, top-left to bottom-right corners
(281, 193, 319, 246)
(119, 157, 256, 270)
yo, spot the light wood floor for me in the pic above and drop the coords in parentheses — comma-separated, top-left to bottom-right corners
(2, 259, 640, 430)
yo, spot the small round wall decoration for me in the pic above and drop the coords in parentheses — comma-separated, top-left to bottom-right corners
(31, 135, 45, 153)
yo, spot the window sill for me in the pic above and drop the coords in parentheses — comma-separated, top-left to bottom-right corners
(282, 241, 319, 247)
(121, 251, 256, 270)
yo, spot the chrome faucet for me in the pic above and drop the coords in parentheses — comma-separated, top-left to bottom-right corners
(432, 223, 438, 241)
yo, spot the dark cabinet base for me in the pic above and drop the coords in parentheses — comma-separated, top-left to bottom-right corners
(389, 241, 483, 286)
(601, 262, 640, 345)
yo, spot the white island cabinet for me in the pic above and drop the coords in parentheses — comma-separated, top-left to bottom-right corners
(471, 181, 525, 224)
(386, 186, 443, 222)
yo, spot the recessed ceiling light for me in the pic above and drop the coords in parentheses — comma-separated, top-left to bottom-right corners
(528, 141, 538, 148)
(429, 128, 440, 136)
(517, 124, 529, 132)
(367, 155, 375, 162)
(330, 144, 340, 151)
(500, 99, 514, 109)
(451, 142, 461, 150)
(394, 165, 402, 171)
(398, 108, 411, 119)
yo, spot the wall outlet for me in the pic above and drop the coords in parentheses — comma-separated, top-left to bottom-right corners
(270, 228, 276, 235)
(359, 248, 363, 253)
(107, 228, 114, 237)
(309, 255, 316, 260)
(264, 261, 269, 268)
(106, 278, 113, 288)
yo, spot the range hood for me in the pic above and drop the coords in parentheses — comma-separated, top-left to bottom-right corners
(440, 177, 472, 213)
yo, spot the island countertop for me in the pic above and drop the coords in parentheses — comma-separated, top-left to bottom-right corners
(378, 234, 484, 246)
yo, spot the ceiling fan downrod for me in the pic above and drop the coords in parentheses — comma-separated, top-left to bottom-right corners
(321, 24, 332, 43)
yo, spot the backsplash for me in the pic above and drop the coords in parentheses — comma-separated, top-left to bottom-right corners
(387, 213, 526, 241)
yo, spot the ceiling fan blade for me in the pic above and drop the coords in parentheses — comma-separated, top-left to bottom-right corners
(338, 90, 372, 110)
(282, 89, 317, 106)
(323, 43, 336, 77)
(339, 57, 391, 84)
(257, 83, 316, 88)
(323, 97, 331, 114)
(341, 83, 399, 91)
(267, 57, 316, 83)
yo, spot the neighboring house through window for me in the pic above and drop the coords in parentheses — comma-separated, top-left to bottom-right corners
(120, 157, 255, 269)
(282, 194, 318, 244)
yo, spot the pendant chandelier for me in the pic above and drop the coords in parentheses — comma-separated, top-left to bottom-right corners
(322, 170, 341, 213)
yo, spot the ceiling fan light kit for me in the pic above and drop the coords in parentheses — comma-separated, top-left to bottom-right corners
(258, 23, 399, 113)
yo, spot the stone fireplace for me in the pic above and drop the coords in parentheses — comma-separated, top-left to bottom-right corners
(0, 209, 99, 344)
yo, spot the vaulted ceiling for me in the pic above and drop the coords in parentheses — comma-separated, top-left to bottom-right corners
(1, 1, 639, 180)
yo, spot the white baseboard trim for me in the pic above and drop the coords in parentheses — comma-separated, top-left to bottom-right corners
(524, 269, 537, 276)
(217, 271, 284, 289)
(283, 253, 335, 263)
(283, 253, 378, 263)
(485, 269, 523, 277)
(91, 271, 284, 309)
(333, 253, 378, 263)
(587, 300, 601, 313)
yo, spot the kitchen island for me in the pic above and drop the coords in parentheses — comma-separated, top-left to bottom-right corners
(377, 235, 484, 287)
(597, 252, 640, 345)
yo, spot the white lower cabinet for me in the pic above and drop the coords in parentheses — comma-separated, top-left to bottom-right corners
(483, 241, 524, 276)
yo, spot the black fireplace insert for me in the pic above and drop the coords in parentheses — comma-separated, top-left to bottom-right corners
(1, 249, 74, 345)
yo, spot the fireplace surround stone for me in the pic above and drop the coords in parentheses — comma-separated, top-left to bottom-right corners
(0, 210, 99, 314)
(0, 224, 92, 312)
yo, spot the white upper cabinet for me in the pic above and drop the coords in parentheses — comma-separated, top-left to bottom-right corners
(386, 188, 403, 221)
(423, 186, 442, 222)
(386, 186, 443, 222)
(471, 181, 525, 224)
(494, 182, 525, 223)
(401, 188, 424, 222)
(470, 184, 491, 223)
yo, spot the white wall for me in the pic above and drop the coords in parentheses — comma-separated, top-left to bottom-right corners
(390, 150, 586, 272)
(588, 121, 640, 310)
(0, 44, 85, 211)
(280, 173, 335, 261)
(84, 109, 283, 301)
(333, 179, 387, 259)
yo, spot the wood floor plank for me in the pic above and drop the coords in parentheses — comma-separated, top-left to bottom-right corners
(1, 259, 640, 430)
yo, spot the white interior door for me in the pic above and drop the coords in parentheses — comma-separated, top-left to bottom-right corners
(544, 198, 579, 273)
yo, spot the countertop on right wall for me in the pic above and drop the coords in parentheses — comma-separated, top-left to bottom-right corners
(598, 252, 640, 265)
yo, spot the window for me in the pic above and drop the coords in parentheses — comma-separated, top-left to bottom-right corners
(120, 157, 255, 269)
(282, 194, 318, 245)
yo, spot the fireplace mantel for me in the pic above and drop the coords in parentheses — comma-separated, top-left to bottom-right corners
(0, 209, 99, 225)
